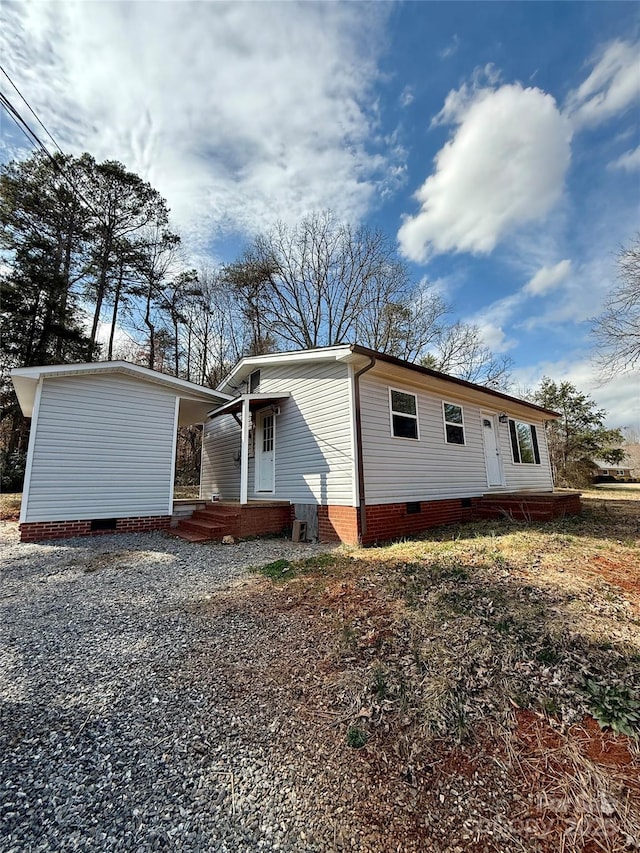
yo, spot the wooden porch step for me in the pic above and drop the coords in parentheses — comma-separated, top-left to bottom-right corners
(193, 507, 240, 521)
(167, 528, 211, 543)
(179, 519, 227, 539)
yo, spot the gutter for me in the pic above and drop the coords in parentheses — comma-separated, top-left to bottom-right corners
(352, 354, 376, 543)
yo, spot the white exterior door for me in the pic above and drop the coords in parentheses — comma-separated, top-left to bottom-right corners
(255, 410, 275, 493)
(482, 414, 504, 487)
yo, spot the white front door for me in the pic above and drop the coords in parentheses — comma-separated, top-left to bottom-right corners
(482, 413, 504, 487)
(255, 410, 275, 493)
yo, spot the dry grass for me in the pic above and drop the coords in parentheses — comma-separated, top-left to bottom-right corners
(252, 494, 640, 851)
(0, 492, 21, 521)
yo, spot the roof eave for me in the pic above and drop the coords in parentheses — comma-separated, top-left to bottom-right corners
(10, 361, 232, 417)
(348, 345, 560, 419)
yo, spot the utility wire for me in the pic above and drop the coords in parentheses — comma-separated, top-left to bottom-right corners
(0, 87, 105, 223)
(0, 91, 57, 165)
(0, 65, 65, 155)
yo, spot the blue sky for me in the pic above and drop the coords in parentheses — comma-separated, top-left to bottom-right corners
(1, 1, 638, 426)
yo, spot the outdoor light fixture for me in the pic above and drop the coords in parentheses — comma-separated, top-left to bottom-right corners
(498, 413, 508, 424)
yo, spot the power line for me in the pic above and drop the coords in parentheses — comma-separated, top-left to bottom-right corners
(0, 65, 64, 155)
(0, 91, 57, 165)
(0, 86, 104, 222)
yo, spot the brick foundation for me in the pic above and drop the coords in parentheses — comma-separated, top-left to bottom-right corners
(238, 505, 294, 538)
(320, 492, 582, 546)
(19, 515, 172, 543)
(317, 505, 360, 545)
(361, 498, 479, 546)
(474, 492, 582, 522)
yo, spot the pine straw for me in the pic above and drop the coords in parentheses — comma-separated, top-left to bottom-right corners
(504, 713, 640, 852)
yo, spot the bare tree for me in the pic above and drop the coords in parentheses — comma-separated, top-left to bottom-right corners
(223, 211, 512, 387)
(224, 212, 417, 351)
(424, 323, 513, 389)
(592, 234, 640, 379)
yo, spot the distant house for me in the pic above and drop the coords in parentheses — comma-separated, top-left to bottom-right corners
(11, 345, 581, 545)
(591, 459, 634, 481)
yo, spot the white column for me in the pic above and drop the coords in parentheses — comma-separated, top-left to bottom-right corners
(240, 396, 250, 504)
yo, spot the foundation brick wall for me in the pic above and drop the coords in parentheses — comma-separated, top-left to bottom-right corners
(19, 515, 172, 543)
(238, 505, 294, 538)
(475, 492, 582, 521)
(361, 499, 478, 546)
(317, 505, 360, 545)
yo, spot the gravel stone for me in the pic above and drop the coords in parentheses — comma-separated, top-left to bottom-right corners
(0, 528, 334, 852)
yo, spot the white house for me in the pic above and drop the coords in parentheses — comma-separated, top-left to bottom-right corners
(11, 345, 581, 546)
(199, 345, 579, 544)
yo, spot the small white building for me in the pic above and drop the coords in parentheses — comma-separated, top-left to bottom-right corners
(12, 346, 581, 545)
(11, 362, 230, 540)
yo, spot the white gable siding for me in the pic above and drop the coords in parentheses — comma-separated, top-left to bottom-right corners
(22, 374, 178, 522)
(251, 361, 354, 504)
(360, 373, 553, 504)
(200, 414, 241, 499)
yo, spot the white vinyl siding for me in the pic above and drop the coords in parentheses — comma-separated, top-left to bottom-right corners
(500, 420, 554, 491)
(250, 361, 353, 505)
(201, 361, 354, 505)
(22, 374, 178, 522)
(361, 375, 488, 503)
(200, 414, 242, 499)
(360, 372, 554, 503)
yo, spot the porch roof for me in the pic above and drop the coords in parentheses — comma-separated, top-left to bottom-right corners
(207, 393, 291, 419)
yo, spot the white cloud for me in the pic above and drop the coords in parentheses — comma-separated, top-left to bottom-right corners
(439, 34, 460, 60)
(511, 359, 639, 430)
(0, 2, 391, 255)
(608, 145, 640, 172)
(398, 81, 572, 262)
(565, 40, 640, 129)
(523, 259, 572, 295)
(474, 320, 515, 354)
(468, 258, 573, 353)
(400, 86, 415, 108)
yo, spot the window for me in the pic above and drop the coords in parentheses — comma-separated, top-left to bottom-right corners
(443, 402, 465, 445)
(262, 413, 274, 452)
(390, 389, 419, 439)
(249, 369, 261, 393)
(509, 419, 541, 464)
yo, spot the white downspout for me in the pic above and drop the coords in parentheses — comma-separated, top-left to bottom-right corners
(240, 396, 250, 505)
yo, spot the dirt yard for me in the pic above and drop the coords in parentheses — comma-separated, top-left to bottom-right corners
(237, 491, 639, 852)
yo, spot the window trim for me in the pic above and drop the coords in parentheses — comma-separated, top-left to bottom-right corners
(388, 387, 420, 441)
(508, 419, 541, 465)
(442, 400, 466, 446)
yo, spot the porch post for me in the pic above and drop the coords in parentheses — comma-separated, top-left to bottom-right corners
(240, 396, 250, 505)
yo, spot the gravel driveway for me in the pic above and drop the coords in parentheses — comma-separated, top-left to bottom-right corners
(0, 528, 342, 853)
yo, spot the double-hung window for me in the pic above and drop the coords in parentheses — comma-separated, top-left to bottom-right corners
(509, 419, 541, 464)
(390, 389, 419, 440)
(443, 402, 465, 445)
